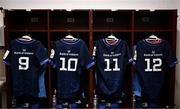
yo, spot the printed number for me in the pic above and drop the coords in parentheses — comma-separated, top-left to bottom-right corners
(145, 58, 162, 72)
(104, 58, 120, 71)
(19, 57, 29, 70)
(60, 58, 78, 71)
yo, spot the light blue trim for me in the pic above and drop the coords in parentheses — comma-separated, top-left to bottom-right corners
(38, 71, 47, 97)
(86, 61, 95, 69)
(128, 58, 133, 64)
(132, 61, 136, 65)
(169, 60, 178, 68)
(61, 38, 80, 45)
(40, 59, 49, 65)
(132, 73, 141, 97)
(94, 71, 97, 85)
(3, 60, 10, 65)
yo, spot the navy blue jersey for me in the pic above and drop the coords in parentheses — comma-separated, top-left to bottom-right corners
(94, 39, 132, 98)
(50, 38, 94, 99)
(133, 39, 178, 100)
(3, 38, 48, 98)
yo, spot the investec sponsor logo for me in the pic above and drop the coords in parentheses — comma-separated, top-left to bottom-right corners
(14, 49, 34, 55)
(59, 52, 78, 56)
(103, 53, 121, 57)
(144, 52, 163, 57)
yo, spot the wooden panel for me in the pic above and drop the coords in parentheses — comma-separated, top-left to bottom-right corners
(134, 10, 174, 30)
(6, 10, 48, 30)
(93, 10, 132, 30)
(50, 10, 89, 30)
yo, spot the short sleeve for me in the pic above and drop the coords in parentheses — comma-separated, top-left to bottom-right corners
(79, 41, 94, 69)
(3, 49, 11, 65)
(165, 42, 178, 68)
(35, 42, 49, 65)
(124, 41, 133, 65)
(50, 42, 57, 68)
(131, 45, 137, 65)
(92, 41, 98, 61)
(3, 42, 12, 65)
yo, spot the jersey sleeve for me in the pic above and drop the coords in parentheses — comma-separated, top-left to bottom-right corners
(79, 41, 94, 69)
(165, 42, 178, 68)
(92, 41, 98, 62)
(131, 45, 137, 65)
(35, 42, 49, 65)
(3, 49, 11, 65)
(49, 42, 58, 68)
(124, 41, 133, 65)
(3, 42, 12, 65)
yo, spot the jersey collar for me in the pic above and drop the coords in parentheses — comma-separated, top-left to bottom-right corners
(61, 38, 80, 45)
(16, 38, 35, 44)
(143, 39, 163, 46)
(103, 38, 121, 47)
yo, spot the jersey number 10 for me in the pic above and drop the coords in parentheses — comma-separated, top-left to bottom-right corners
(59, 58, 78, 71)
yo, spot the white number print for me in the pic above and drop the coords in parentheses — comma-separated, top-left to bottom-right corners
(145, 58, 162, 72)
(19, 57, 29, 70)
(60, 58, 78, 71)
(153, 58, 162, 72)
(104, 58, 120, 71)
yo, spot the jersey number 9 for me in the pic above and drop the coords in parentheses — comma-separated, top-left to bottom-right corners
(19, 57, 29, 70)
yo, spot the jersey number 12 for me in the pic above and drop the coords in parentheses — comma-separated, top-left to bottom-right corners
(145, 58, 162, 72)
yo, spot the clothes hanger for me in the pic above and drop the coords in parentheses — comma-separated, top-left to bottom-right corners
(19, 34, 32, 41)
(22, 35, 32, 40)
(106, 33, 118, 41)
(64, 33, 77, 41)
(145, 34, 161, 44)
(149, 34, 159, 40)
(105, 33, 119, 45)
